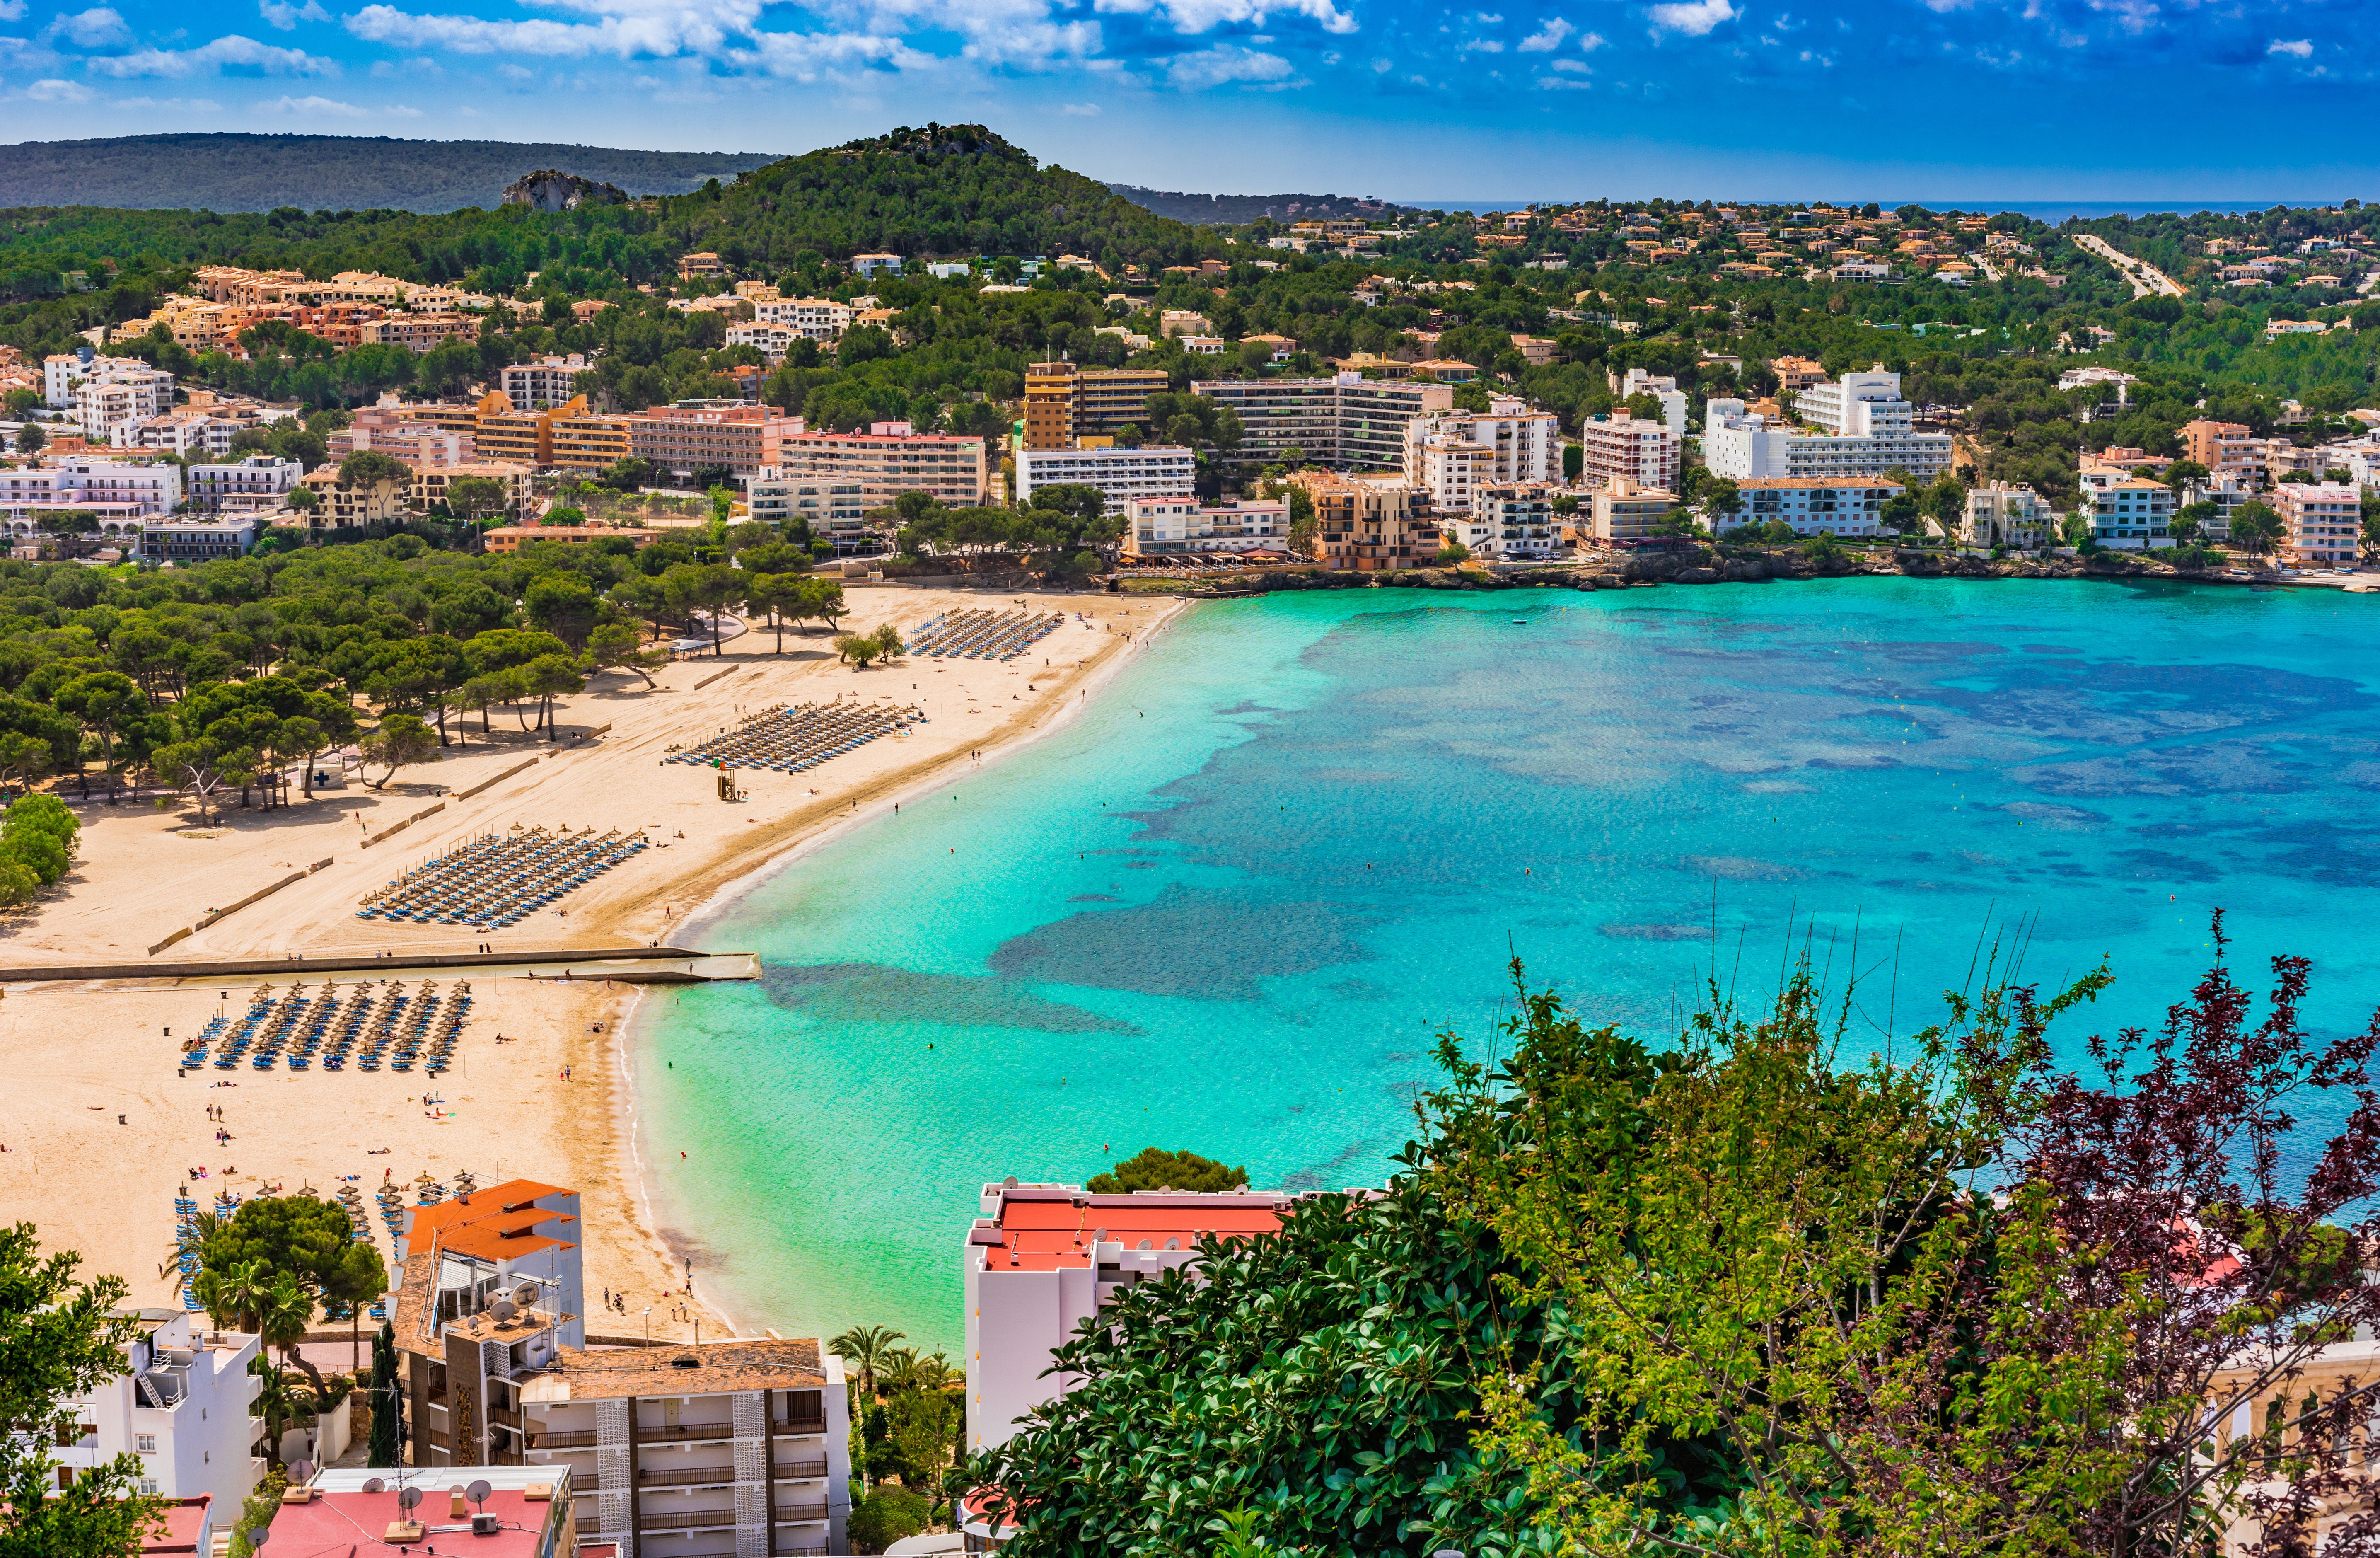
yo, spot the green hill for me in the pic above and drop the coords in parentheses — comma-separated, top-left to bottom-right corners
(0, 133, 780, 214)
(1106, 184, 1419, 226)
(0, 124, 1217, 304)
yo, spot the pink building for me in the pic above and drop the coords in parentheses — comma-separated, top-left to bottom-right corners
(1577, 408, 1680, 493)
(2275, 482, 2363, 567)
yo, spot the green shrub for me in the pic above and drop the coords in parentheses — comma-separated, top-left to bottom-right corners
(846, 1485, 930, 1553)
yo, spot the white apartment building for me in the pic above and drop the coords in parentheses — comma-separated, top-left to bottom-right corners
(747, 472, 869, 547)
(965, 1181, 1292, 1452)
(1191, 374, 1456, 473)
(1793, 365, 1922, 438)
(1616, 368, 1688, 439)
(1587, 476, 1681, 544)
(1401, 397, 1560, 509)
(752, 297, 856, 341)
(78, 365, 177, 447)
(2076, 467, 2173, 550)
(2275, 481, 2363, 567)
(498, 354, 589, 410)
(1700, 397, 1953, 482)
(1736, 477, 1899, 538)
(726, 322, 802, 363)
(43, 350, 93, 408)
(1014, 444, 1196, 514)
(45, 1309, 261, 1513)
(1460, 482, 1563, 559)
(770, 423, 988, 510)
(130, 411, 255, 458)
(0, 458, 185, 518)
(1415, 439, 1491, 515)
(186, 455, 302, 513)
(1577, 409, 1680, 492)
(1959, 482, 2051, 548)
(1122, 496, 1290, 556)
(143, 516, 263, 562)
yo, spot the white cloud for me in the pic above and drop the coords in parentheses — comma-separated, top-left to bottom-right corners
(1462, 34, 1503, 50)
(347, 0, 764, 59)
(727, 27, 928, 78)
(1519, 16, 1571, 50)
(116, 93, 221, 107)
(2269, 36, 2311, 56)
(24, 75, 93, 99)
(256, 91, 366, 114)
(1578, 27, 1604, 48)
(384, 101, 421, 114)
(495, 60, 532, 77)
(49, 6, 131, 46)
(1647, 0, 1734, 33)
(258, 0, 330, 27)
(1537, 70, 1590, 87)
(1061, 99, 1100, 113)
(1549, 55, 1587, 69)
(1092, 0, 1356, 36)
(0, 0, 27, 19)
(87, 33, 340, 75)
(1165, 41, 1293, 85)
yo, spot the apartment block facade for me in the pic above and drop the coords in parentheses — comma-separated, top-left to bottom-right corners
(1121, 496, 1291, 557)
(50, 1311, 261, 1513)
(966, 1182, 1290, 1452)
(1402, 398, 1560, 508)
(1190, 374, 1456, 472)
(186, 455, 302, 513)
(500, 355, 590, 410)
(1024, 363, 1171, 450)
(1577, 409, 1681, 492)
(771, 423, 988, 509)
(1587, 476, 1680, 543)
(628, 403, 803, 478)
(1447, 481, 1562, 559)
(1288, 472, 1439, 570)
(1735, 476, 1900, 538)
(2076, 469, 2174, 550)
(1014, 444, 1196, 513)
(2275, 481, 2362, 566)
(752, 297, 857, 341)
(2183, 419, 2258, 485)
(1700, 397, 1952, 483)
(1959, 482, 2051, 548)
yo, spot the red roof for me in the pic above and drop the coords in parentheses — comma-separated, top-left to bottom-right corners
(141, 1496, 210, 1554)
(405, 1179, 577, 1263)
(979, 1190, 1286, 1272)
(263, 1488, 557, 1556)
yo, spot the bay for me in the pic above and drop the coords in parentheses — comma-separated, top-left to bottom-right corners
(637, 577, 2380, 1354)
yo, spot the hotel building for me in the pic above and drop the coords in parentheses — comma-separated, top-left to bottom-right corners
(1121, 496, 1291, 557)
(1735, 476, 1901, 538)
(964, 1180, 1292, 1452)
(1013, 444, 1196, 514)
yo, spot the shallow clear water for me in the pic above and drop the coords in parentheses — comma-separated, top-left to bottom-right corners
(638, 578, 2380, 1353)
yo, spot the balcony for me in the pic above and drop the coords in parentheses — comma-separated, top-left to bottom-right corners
(635, 1501, 834, 1534)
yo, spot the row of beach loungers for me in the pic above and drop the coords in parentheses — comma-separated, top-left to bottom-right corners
(664, 698, 918, 774)
(181, 980, 473, 1077)
(909, 609, 1062, 662)
(357, 825, 645, 928)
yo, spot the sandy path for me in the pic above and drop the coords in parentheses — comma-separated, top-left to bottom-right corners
(0, 583, 1187, 1346)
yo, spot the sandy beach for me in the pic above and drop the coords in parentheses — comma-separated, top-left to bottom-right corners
(0, 583, 1186, 1345)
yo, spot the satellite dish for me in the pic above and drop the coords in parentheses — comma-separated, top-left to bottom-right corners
(396, 1486, 423, 1512)
(362, 1477, 386, 1494)
(240, 1530, 270, 1551)
(512, 1281, 539, 1306)
(467, 1479, 493, 1508)
(491, 1298, 517, 1321)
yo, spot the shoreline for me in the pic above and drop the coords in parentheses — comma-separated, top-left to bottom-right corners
(619, 594, 1194, 1339)
(0, 583, 1165, 1348)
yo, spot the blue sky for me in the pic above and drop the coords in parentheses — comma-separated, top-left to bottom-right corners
(0, 0, 2370, 201)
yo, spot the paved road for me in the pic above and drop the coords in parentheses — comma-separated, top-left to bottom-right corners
(2073, 233, 2185, 298)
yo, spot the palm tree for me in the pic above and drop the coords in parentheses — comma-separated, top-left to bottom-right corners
(165, 1212, 223, 1304)
(216, 1260, 271, 1334)
(250, 1355, 301, 1466)
(829, 1325, 905, 1400)
(257, 1271, 324, 1396)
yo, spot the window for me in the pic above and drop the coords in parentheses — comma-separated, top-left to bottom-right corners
(135, 1434, 157, 1454)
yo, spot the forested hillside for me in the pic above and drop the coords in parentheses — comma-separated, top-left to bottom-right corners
(1106, 185, 1418, 225)
(0, 134, 778, 214)
(0, 125, 1215, 311)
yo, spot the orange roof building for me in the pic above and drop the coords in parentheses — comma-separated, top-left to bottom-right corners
(964, 1179, 1316, 1453)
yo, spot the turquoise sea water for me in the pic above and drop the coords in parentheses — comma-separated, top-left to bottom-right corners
(639, 578, 2380, 1354)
